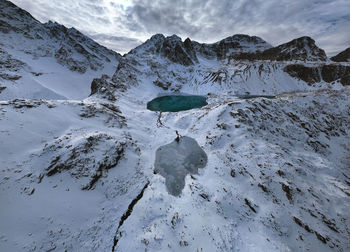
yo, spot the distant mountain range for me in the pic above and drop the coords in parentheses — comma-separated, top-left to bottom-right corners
(1, 0, 350, 101)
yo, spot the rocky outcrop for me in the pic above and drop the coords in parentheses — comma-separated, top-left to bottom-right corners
(215, 34, 272, 60)
(90, 59, 140, 100)
(284, 65, 321, 84)
(45, 21, 120, 73)
(284, 64, 350, 85)
(0, 47, 26, 80)
(321, 64, 350, 85)
(160, 35, 195, 66)
(192, 34, 272, 60)
(232, 37, 327, 62)
(331, 47, 350, 62)
(90, 75, 118, 101)
(183, 38, 199, 63)
(129, 34, 197, 66)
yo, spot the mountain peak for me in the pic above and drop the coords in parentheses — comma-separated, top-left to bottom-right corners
(129, 34, 197, 65)
(331, 47, 350, 62)
(232, 35, 327, 62)
(274, 36, 327, 61)
(130, 33, 272, 63)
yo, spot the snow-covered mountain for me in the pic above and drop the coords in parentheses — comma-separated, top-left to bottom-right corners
(0, 0, 120, 99)
(1, 1, 350, 252)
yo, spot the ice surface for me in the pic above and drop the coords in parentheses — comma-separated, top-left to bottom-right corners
(154, 136, 208, 196)
(147, 95, 207, 112)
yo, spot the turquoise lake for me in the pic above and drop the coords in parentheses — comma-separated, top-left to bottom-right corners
(147, 95, 208, 112)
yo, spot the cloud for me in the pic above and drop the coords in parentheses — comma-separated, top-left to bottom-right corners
(11, 0, 350, 55)
(88, 34, 143, 54)
(125, 0, 350, 54)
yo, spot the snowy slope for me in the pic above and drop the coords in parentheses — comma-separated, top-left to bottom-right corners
(1, 1, 350, 252)
(0, 0, 120, 100)
(113, 87, 350, 252)
(1, 88, 349, 251)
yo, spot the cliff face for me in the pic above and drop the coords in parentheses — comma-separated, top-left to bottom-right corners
(232, 37, 327, 62)
(331, 47, 350, 62)
(284, 64, 350, 85)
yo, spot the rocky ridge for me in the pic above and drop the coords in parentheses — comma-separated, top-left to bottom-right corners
(0, 0, 121, 100)
(0, 0, 120, 73)
(331, 47, 350, 62)
(89, 33, 350, 102)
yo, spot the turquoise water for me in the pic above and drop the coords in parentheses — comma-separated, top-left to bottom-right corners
(147, 95, 207, 112)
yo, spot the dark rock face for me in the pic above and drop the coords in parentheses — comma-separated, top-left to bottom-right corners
(0, 47, 26, 81)
(183, 38, 199, 63)
(90, 59, 140, 100)
(321, 64, 350, 85)
(54, 46, 88, 73)
(192, 34, 272, 60)
(129, 34, 197, 66)
(160, 36, 195, 66)
(43, 132, 129, 190)
(215, 34, 271, 60)
(233, 37, 327, 62)
(90, 75, 117, 101)
(153, 80, 171, 90)
(331, 47, 350, 62)
(45, 22, 118, 73)
(0, 48, 26, 72)
(272, 36, 327, 61)
(284, 65, 321, 84)
(284, 64, 350, 85)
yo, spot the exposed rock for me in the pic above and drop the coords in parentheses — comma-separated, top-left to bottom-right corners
(193, 34, 272, 60)
(43, 132, 129, 190)
(331, 47, 350, 62)
(283, 64, 321, 84)
(0, 48, 26, 72)
(112, 182, 150, 252)
(128, 34, 195, 65)
(153, 80, 171, 90)
(284, 64, 350, 85)
(281, 183, 293, 204)
(244, 198, 257, 213)
(90, 75, 117, 101)
(0, 73, 21, 80)
(129, 34, 271, 63)
(183, 38, 199, 63)
(160, 35, 195, 66)
(54, 46, 87, 73)
(232, 36, 327, 61)
(90, 58, 141, 99)
(321, 64, 350, 85)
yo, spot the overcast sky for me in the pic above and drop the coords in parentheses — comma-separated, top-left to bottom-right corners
(11, 0, 350, 55)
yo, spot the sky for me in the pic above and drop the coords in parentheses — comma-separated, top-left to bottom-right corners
(11, 0, 350, 55)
